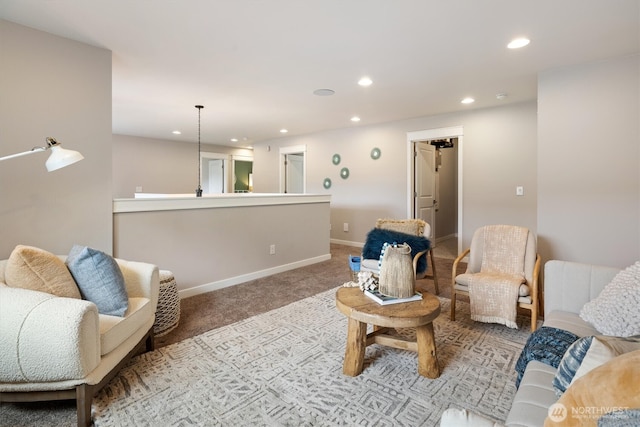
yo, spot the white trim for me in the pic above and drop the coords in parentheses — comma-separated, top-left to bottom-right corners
(279, 145, 307, 193)
(114, 193, 331, 213)
(200, 151, 230, 193)
(178, 253, 331, 299)
(407, 126, 464, 255)
(330, 238, 364, 248)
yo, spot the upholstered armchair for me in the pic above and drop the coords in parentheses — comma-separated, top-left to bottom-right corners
(450, 225, 540, 331)
(0, 246, 159, 427)
(360, 218, 439, 295)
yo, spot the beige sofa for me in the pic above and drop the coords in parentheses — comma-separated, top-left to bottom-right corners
(0, 256, 159, 427)
(441, 260, 628, 427)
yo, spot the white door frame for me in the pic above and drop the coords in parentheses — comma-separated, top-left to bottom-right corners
(200, 152, 230, 193)
(279, 145, 307, 193)
(407, 126, 464, 254)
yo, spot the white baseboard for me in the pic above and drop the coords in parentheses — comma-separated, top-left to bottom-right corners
(434, 233, 457, 244)
(178, 253, 332, 299)
(330, 238, 363, 248)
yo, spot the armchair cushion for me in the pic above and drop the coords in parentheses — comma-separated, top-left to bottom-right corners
(4, 245, 80, 299)
(362, 228, 430, 274)
(66, 245, 129, 317)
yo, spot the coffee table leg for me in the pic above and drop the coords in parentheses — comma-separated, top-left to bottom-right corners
(343, 317, 367, 376)
(416, 322, 439, 378)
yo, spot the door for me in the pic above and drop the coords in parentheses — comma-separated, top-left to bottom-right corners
(206, 159, 225, 193)
(285, 153, 304, 193)
(414, 142, 437, 237)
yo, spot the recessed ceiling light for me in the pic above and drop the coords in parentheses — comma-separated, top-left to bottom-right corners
(280, 129, 288, 134)
(358, 76, 373, 87)
(507, 38, 530, 49)
(230, 138, 238, 142)
(313, 88, 335, 96)
(351, 116, 361, 122)
(172, 130, 181, 135)
(461, 97, 475, 104)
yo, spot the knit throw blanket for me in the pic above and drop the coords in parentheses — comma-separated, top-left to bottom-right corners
(468, 225, 529, 329)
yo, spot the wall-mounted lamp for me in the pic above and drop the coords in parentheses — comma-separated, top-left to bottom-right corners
(0, 137, 84, 172)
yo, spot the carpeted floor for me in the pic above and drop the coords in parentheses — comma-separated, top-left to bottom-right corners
(0, 245, 500, 426)
(155, 243, 462, 348)
(1, 290, 531, 427)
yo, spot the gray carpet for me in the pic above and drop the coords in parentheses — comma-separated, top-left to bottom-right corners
(2, 288, 530, 426)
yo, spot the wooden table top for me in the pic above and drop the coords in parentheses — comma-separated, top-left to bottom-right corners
(335, 286, 441, 328)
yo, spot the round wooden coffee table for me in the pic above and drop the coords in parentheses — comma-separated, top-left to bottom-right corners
(335, 287, 441, 378)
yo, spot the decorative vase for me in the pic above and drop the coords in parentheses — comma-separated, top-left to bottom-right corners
(378, 243, 415, 298)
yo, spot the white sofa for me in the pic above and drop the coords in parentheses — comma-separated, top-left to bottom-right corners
(0, 256, 159, 427)
(440, 260, 620, 427)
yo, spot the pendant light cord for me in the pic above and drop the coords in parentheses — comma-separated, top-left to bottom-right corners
(195, 105, 204, 197)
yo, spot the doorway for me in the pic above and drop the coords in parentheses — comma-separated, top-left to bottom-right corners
(232, 155, 253, 193)
(279, 145, 306, 193)
(407, 127, 463, 257)
(201, 152, 229, 194)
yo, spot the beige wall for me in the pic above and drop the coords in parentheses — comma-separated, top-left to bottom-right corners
(112, 134, 253, 198)
(538, 54, 640, 268)
(252, 101, 538, 251)
(4, 19, 636, 275)
(113, 200, 330, 293)
(0, 20, 113, 258)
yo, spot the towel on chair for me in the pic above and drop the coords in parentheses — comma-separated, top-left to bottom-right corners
(469, 225, 529, 329)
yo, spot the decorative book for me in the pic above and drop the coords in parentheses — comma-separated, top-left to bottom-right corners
(364, 289, 422, 305)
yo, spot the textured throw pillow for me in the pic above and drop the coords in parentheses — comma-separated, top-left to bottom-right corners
(4, 245, 81, 299)
(376, 218, 426, 236)
(66, 245, 129, 317)
(598, 409, 640, 426)
(544, 350, 640, 427)
(580, 262, 640, 337)
(553, 335, 640, 396)
(515, 326, 579, 388)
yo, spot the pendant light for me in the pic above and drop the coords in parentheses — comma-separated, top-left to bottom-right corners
(195, 105, 204, 197)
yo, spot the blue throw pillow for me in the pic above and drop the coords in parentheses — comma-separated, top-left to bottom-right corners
(553, 336, 594, 396)
(66, 245, 129, 317)
(362, 228, 430, 274)
(514, 326, 579, 388)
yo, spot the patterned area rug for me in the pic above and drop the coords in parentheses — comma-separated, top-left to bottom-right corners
(89, 288, 530, 426)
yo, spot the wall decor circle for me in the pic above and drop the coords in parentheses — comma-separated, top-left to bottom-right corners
(332, 154, 341, 165)
(340, 167, 350, 179)
(370, 147, 382, 160)
(323, 178, 332, 189)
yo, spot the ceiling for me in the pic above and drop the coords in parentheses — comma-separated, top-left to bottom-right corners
(1, 1, 638, 147)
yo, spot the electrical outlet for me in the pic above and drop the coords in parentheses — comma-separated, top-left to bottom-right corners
(269, 244, 276, 255)
(516, 186, 524, 196)
(343, 223, 349, 232)
(135, 186, 143, 193)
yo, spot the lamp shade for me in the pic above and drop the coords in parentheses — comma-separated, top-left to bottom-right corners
(45, 145, 84, 172)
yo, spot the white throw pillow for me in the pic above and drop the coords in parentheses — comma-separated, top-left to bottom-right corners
(579, 261, 640, 337)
